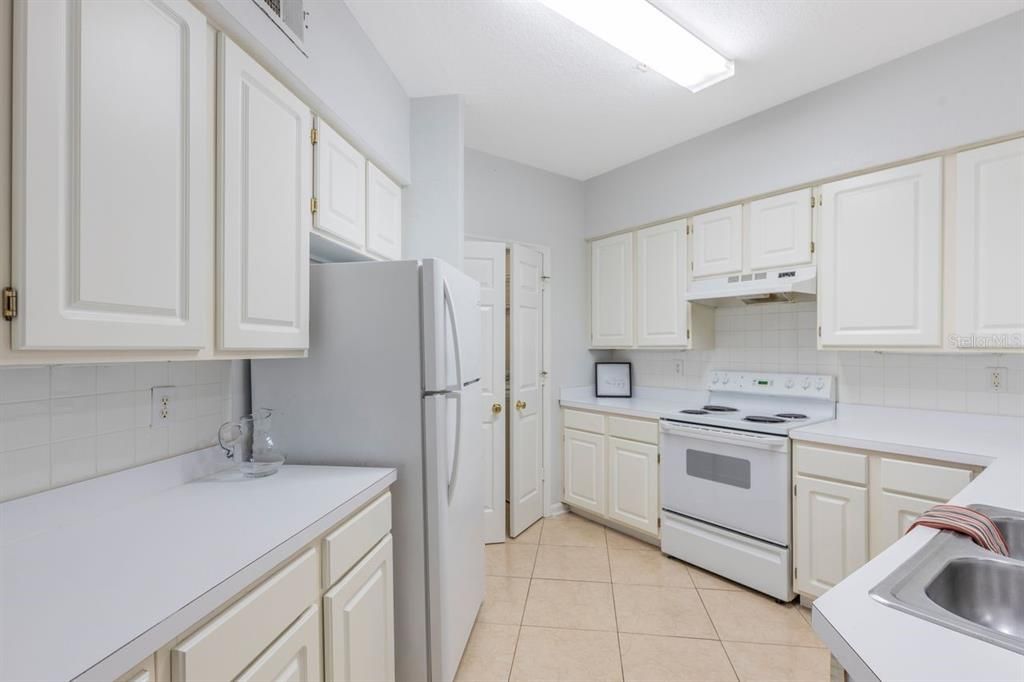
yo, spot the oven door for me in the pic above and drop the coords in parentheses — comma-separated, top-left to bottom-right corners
(659, 420, 791, 546)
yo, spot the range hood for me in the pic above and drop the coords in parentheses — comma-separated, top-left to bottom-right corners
(687, 266, 817, 306)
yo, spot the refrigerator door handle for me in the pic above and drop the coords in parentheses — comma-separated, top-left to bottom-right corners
(443, 278, 464, 390)
(447, 390, 462, 504)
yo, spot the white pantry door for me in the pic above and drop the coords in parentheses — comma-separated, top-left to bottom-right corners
(218, 34, 311, 350)
(463, 241, 507, 544)
(509, 245, 545, 537)
(12, 0, 209, 349)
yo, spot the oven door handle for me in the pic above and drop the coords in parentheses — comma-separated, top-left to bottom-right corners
(660, 421, 789, 451)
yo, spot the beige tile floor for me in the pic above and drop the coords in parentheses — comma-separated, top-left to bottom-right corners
(457, 513, 829, 682)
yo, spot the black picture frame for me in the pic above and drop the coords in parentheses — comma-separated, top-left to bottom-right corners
(595, 362, 632, 398)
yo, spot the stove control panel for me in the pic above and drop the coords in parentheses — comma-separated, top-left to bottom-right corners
(708, 371, 835, 400)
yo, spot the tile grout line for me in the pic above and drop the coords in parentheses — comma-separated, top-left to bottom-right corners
(603, 527, 627, 682)
(693, 584, 742, 682)
(506, 516, 542, 682)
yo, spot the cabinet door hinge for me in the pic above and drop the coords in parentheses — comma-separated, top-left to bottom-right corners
(2, 287, 17, 321)
(793, 483, 797, 497)
(794, 566, 798, 580)
(810, 240, 815, 254)
(686, 328, 691, 340)
(810, 195, 816, 208)
(657, 517, 662, 529)
(311, 196, 319, 214)
(310, 127, 318, 145)
(818, 325, 822, 337)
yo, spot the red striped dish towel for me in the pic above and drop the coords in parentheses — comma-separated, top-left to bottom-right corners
(907, 504, 1009, 556)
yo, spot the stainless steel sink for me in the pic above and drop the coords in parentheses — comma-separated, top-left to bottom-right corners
(871, 504, 1024, 654)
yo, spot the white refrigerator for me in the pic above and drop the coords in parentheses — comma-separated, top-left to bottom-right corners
(252, 259, 484, 682)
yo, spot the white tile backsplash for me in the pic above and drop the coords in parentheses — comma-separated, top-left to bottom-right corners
(0, 360, 234, 501)
(613, 303, 1024, 418)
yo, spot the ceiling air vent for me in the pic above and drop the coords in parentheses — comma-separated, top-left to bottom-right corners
(252, 0, 309, 55)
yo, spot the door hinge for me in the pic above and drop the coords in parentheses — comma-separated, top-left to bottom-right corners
(310, 127, 318, 145)
(793, 483, 797, 497)
(810, 240, 815, 254)
(810, 195, 816, 208)
(2, 287, 17, 321)
(657, 517, 662, 529)
(686, 328, 691, 340)
(657, 453, 661, 464)
(818, 325, 822, 337)
(310, 196, 319, 214)
(794, 566, 798, 580)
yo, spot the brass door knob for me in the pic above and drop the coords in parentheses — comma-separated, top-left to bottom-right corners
(516, 400, 527, 410)
(492, 403, 503, 415)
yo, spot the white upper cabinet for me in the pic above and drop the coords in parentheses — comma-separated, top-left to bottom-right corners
(590, 233, 635, 347)
(636, 220, 689, 347)
(818, 158, 943, 348)
(314, 118, 367, 250)
(218, 35, 311, 351)
(366, 163, 402, 260)
(952, 139, 1024, 349)
(748, 188, 814, 271)
(12, 0, 209, 350)
(691, 205, 743, 278)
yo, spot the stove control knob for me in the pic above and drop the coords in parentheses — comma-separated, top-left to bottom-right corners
(712, 373, 720, 384)
(785, 378, 794, 389)
(816, 377, 826, 391)
(722, 375, 730, 385)
(802, 377, 811, 390)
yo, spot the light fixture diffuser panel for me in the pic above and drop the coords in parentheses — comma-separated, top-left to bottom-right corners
(538, 0, 734, 92)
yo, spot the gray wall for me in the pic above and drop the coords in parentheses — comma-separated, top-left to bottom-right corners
(585, 12, 1024, 237)
(403, 96, 466, 265)
(465, 149, 608, 514)
(197, 0, 411, 183)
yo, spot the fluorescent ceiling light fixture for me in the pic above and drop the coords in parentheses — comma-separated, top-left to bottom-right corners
(537, 0, 734, 92)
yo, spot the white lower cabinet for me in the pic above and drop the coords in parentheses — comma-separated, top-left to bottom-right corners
(159, 491, 394, 682)
(607, 437, 659, 536)
(324, 535, 396, 682)
(236, 605, 322, 682)
(793, 442, 975, 599)
(561, 409, 659, 537)
(563, 428, 607, 515)
(794, 475, 868, 599)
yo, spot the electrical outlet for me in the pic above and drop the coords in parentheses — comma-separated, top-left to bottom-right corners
(987, 367, 1007, 393)
(674, 360, 684, 376)
(150, 386, 177, 425)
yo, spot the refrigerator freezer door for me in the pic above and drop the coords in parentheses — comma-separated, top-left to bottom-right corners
(422, 259, 481, 393)
(423, 386, 484, 682)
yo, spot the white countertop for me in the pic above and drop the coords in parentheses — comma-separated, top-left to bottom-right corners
(791, 404, 1024, 682)
(559, 385, 706, 420)
(559, 389, 1024, 680)
(0, 448, 396, 682)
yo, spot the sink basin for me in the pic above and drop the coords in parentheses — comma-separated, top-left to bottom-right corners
(871, 504, 1024, 654)
(925, 558, 1024, 639)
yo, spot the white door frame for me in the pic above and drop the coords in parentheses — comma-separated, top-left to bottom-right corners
(465, 236, 553, 521)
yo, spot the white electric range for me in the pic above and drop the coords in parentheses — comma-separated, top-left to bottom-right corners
(659, 370, 836, 601)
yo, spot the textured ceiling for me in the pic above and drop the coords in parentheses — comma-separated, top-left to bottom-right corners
(345, 0, 1023, 180)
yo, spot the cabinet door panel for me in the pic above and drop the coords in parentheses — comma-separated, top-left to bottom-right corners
(691, 205, 742, 278)
(324, 535, 396, 682)
(607, 437, 658, 536)
(236, 605, 321, 682)
(218, 35, 310, 350)
(818, 159, 942, 347)
(590, 234, 634, 347)
(13, 0, 209, 349)
(636, 220, 689, 347)
(794, 475, 867, 598)
(562, 428, 606, 515)
(953, 139, 1024, 348)
(315, 119, 366, 249)
(870, 491, 934, 560)
(748, 188, 814, 270)
(366, 163, 402, 260)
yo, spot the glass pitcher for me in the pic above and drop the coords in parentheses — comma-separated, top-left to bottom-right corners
(218, 408, 285, 477)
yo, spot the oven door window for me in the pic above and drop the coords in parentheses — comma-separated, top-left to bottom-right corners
(686, 448, 751, 489)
